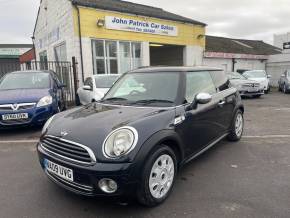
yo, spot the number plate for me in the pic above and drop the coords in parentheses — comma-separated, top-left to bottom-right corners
(44, 159, 74, 182)
(248, 88, 258, 93)
(2, 113, 28, 121)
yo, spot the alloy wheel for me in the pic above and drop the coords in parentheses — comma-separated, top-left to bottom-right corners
(149, 154, 175, 199)
(235, 113, 243, 137)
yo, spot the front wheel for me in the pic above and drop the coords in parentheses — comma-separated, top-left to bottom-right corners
(227, 110, 244, 142)
(137, 145, 177, 207)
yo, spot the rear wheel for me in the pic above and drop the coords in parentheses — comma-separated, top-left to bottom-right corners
(227, 110, 244, 142)
(137, 145, 177, 207)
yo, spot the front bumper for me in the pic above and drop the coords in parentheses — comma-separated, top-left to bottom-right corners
(239, 90, 264, 97)
(37, 143, 138, 197)
(0, 105, 55, 128)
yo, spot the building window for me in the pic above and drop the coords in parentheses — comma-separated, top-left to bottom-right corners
(92, 40, 142, 75)
(39, 50, 48, 70)
(54, 43, 67, 62)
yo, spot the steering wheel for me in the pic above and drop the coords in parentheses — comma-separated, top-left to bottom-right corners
(130, 90, 142, 95)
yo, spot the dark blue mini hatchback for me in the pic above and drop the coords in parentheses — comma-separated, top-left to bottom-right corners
(0, 70, 66, 128)
(38, 67, 244, 207)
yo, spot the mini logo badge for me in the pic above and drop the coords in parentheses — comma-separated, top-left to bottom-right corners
(61, 131, 68, 137)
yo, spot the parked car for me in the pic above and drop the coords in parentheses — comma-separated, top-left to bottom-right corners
(0, 70, 66, 128)
(77, 75, 119, 105)
(38, 67, 244, 207)
(242, 70, 271, 94)
(278, 70, 290, 93)
(227, 72, 264, 98)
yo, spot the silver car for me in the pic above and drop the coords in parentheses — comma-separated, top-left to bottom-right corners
(77, 75, 119, 105)
(227, 72, 264, 98)
(278, 70, 290, 94)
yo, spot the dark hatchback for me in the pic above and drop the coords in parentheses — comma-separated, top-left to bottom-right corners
(38, 67, 244, 206)
(0, 70, 66, 128)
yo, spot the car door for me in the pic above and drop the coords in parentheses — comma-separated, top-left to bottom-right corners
(176, 71, 226, 158)
(210, 71, 236, 130)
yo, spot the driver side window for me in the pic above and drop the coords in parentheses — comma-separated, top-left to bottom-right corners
(185, 71, 216, 103)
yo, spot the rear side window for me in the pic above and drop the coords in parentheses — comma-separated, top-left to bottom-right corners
(210, 71, 229, 91)
(185, 71, 216, 103)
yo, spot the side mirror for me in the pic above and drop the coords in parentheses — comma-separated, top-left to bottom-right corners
(196, 93, 212, 104)
(83, 85, 92, 91)
(281, 74, 285, 77)
(267, 75, 272, 79)
(189, 93, 212, 110)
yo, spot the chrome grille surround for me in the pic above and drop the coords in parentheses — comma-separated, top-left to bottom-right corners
(40, 135, 96, 166)
(0, 103, 36, 112)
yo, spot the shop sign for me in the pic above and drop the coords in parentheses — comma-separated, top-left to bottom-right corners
(105, 16, 178, 37)
(0, 48, 30, 56)
(204, 52, 269, 60)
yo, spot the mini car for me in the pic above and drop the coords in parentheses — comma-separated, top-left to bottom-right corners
(37, 67, 244, 207)
(0, 70, 66, 128)
(242, 70, 271, 94)
(278, 70, 290, 94)
(77, 75, 119, 105)
(227, 72, 264, 98)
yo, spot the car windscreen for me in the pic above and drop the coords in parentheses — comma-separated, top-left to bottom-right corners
(228, 72, 246, 80)
(103, 72, 180, 106)
(95, 76, 119, 88)
(0, 72, 50, 90)
(243, 71, 266, 78)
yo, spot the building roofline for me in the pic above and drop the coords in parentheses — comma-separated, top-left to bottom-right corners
(70, 0, 206, 26)
(0, 44, 33, 48)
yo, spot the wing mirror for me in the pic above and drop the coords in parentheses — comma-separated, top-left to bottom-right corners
(83, 85, 92, 91)
(189, 93, 212, 110)
(59, 83, 66, 88)
(267, 75, 272, 79)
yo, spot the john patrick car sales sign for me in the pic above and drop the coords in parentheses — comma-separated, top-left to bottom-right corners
(105, 16, 178, 37)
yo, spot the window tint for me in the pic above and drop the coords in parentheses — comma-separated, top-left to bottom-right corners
(210, 71, 229, 91)
(185, 71, 216, 103)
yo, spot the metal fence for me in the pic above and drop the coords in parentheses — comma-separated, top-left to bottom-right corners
(0, 60, 79, 106)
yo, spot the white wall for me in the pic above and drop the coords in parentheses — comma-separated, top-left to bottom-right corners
(203, 58, 266, 72)
(34, 0, 75, 63)
(183, 46, 203, 66)
(267, 53, 290, 86)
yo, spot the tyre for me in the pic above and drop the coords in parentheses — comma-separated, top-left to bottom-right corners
(137, 145, 177, 207)
(227, 110, 244, 142)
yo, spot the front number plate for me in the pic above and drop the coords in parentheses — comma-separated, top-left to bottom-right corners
(2, 113, 28, 121)
(44, 159, 74, 182)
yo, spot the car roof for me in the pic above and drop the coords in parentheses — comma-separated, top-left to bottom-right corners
(93, 74, 119, 78)
(129, 66, 223, 73)
(10, 70, 51, 74)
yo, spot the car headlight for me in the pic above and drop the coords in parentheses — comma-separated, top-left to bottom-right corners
(42, 115, 55, 135)
(37, 96, 53, 108)
(103, 127, 138, 159)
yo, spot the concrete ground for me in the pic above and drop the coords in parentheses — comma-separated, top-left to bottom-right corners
(0, 91, 290, 218)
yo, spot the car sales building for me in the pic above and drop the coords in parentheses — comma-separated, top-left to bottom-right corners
(33, 0, 206, 82)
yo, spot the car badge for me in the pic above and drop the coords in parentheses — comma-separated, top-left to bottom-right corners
(11, 104, 18, 111)
(61, 131, 68, 137)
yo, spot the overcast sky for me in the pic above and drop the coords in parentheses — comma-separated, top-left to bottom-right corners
(0, 0, 289, 44)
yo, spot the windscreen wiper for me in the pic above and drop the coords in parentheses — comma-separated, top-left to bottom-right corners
(134, 99, 174, 105)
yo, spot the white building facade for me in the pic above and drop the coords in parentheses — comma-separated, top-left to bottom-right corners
(33, 0, 206, 85)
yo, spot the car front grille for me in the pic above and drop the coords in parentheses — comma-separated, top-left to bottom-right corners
(242, 83, 260, 88)
(0, 103, 36, 112)
(40, 136, 96, 166)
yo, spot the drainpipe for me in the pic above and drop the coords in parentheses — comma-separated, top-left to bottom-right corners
(232, 58, 236, 72)
(73, 3, 85, 83)
(31, 36, 37, 70)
